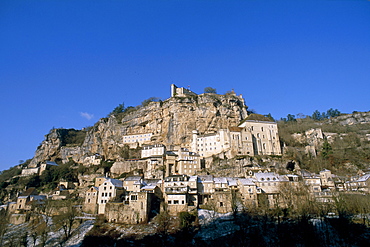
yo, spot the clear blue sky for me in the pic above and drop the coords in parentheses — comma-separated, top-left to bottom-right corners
(1, 0, 369, 171)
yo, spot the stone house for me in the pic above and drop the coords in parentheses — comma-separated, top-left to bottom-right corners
(105, 185, 162, 224)
(187, 176, 199, 209)
(253, 172, 286, 208)
(238, 178, 258, 207)
(320, 169, 335, 190)
(164, 175, 189, 215)
(210, 191, 233, 214)
(20, 167, 40, 177)
(97, 178, 124, 214)
(83, 186, 99, 214)
(7, 202, 17, 212)
(50, 181, 77, 200)
(345, 173, 370, 193)
(123, 176, 144, 192)
(9, 188, 46, 217)
(95, 176, 108, 187)
(83, 153, 102, 166)
(214, 177, 229, 192)
(123, 133, 153, 148)
(51, 186, 71, 200)
(303, 174, 322, 193)
(165, 151, 178, 176)
(197, 175, 214, 206)
(141, 144, 166, 178)
(239, 120, 281, 156)
(15, 187, 38, 211)
(141, 144, 166, 158)
(39, 161, 58, 175)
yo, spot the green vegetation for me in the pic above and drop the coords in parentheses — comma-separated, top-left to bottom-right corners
(0, 165, 21, 183)
(204, 87, 217, 94)
(278, 113, 370, 174)
(240, 113, 274, 124)
(141, 97, 161, 107)
(312, 108, 341, 120)
(59, 129, 87, 147)
(109, 102, 125, 116)
(109, 97, 160, 124)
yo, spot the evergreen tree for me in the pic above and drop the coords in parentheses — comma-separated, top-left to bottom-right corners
(287, 114, 296, 122)
(204, 87, 217, 94)
(110, 103, 125, 116)
(312, 110, 322, 120)
(321, 140, 333, 159)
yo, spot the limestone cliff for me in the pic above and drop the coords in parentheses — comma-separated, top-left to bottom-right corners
(329, 111, 370, 125)
(29, 93, 248, 166)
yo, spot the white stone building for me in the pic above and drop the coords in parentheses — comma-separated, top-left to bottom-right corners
(123, 133, 153, 147)
(191, 118, 281, 158)
(97, 178, 124, 214)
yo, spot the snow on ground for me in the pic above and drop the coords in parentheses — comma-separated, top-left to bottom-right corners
(64, 219, 95, 247)
(196, 209, 240, 241)
(198, 209, 234, 225)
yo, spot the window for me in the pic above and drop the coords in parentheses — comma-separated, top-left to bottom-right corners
(131, 195, 138, 200)
(220, 202, 224, 207)
(174, 200, 179, 204)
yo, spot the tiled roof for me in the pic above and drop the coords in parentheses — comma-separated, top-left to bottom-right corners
(19, 187, 37, 197)
(124, 176, 142, 181)
(357, 173, 370, 182)
(226, 177, 238, 186)
(254, 172, 280, 182)
(198, 175, 214, 182)
(238, 178, 256, 186)
(104, 178, 123, 188)
(214, 177, 228, 184)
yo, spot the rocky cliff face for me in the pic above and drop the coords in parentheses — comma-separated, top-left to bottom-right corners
(330, 111, 370, 125)
(29, 129, 64, 167)
(30, 93, 248, 166)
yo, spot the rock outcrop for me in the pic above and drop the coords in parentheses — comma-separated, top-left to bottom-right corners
(29, 93, 248, 166)
(330, 111, 370, 125)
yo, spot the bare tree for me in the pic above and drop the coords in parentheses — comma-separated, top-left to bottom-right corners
(156, 202, 171, 235)
(53, 200, 79, 243)
(0, 209, 10, 246)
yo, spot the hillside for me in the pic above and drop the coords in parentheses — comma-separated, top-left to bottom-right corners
(1, 98, 370, 246)
(278, 111, 370, 175)
(28, 92, 248, 168)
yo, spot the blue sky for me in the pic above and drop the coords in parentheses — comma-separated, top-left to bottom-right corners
(1, 0, 369, 171)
